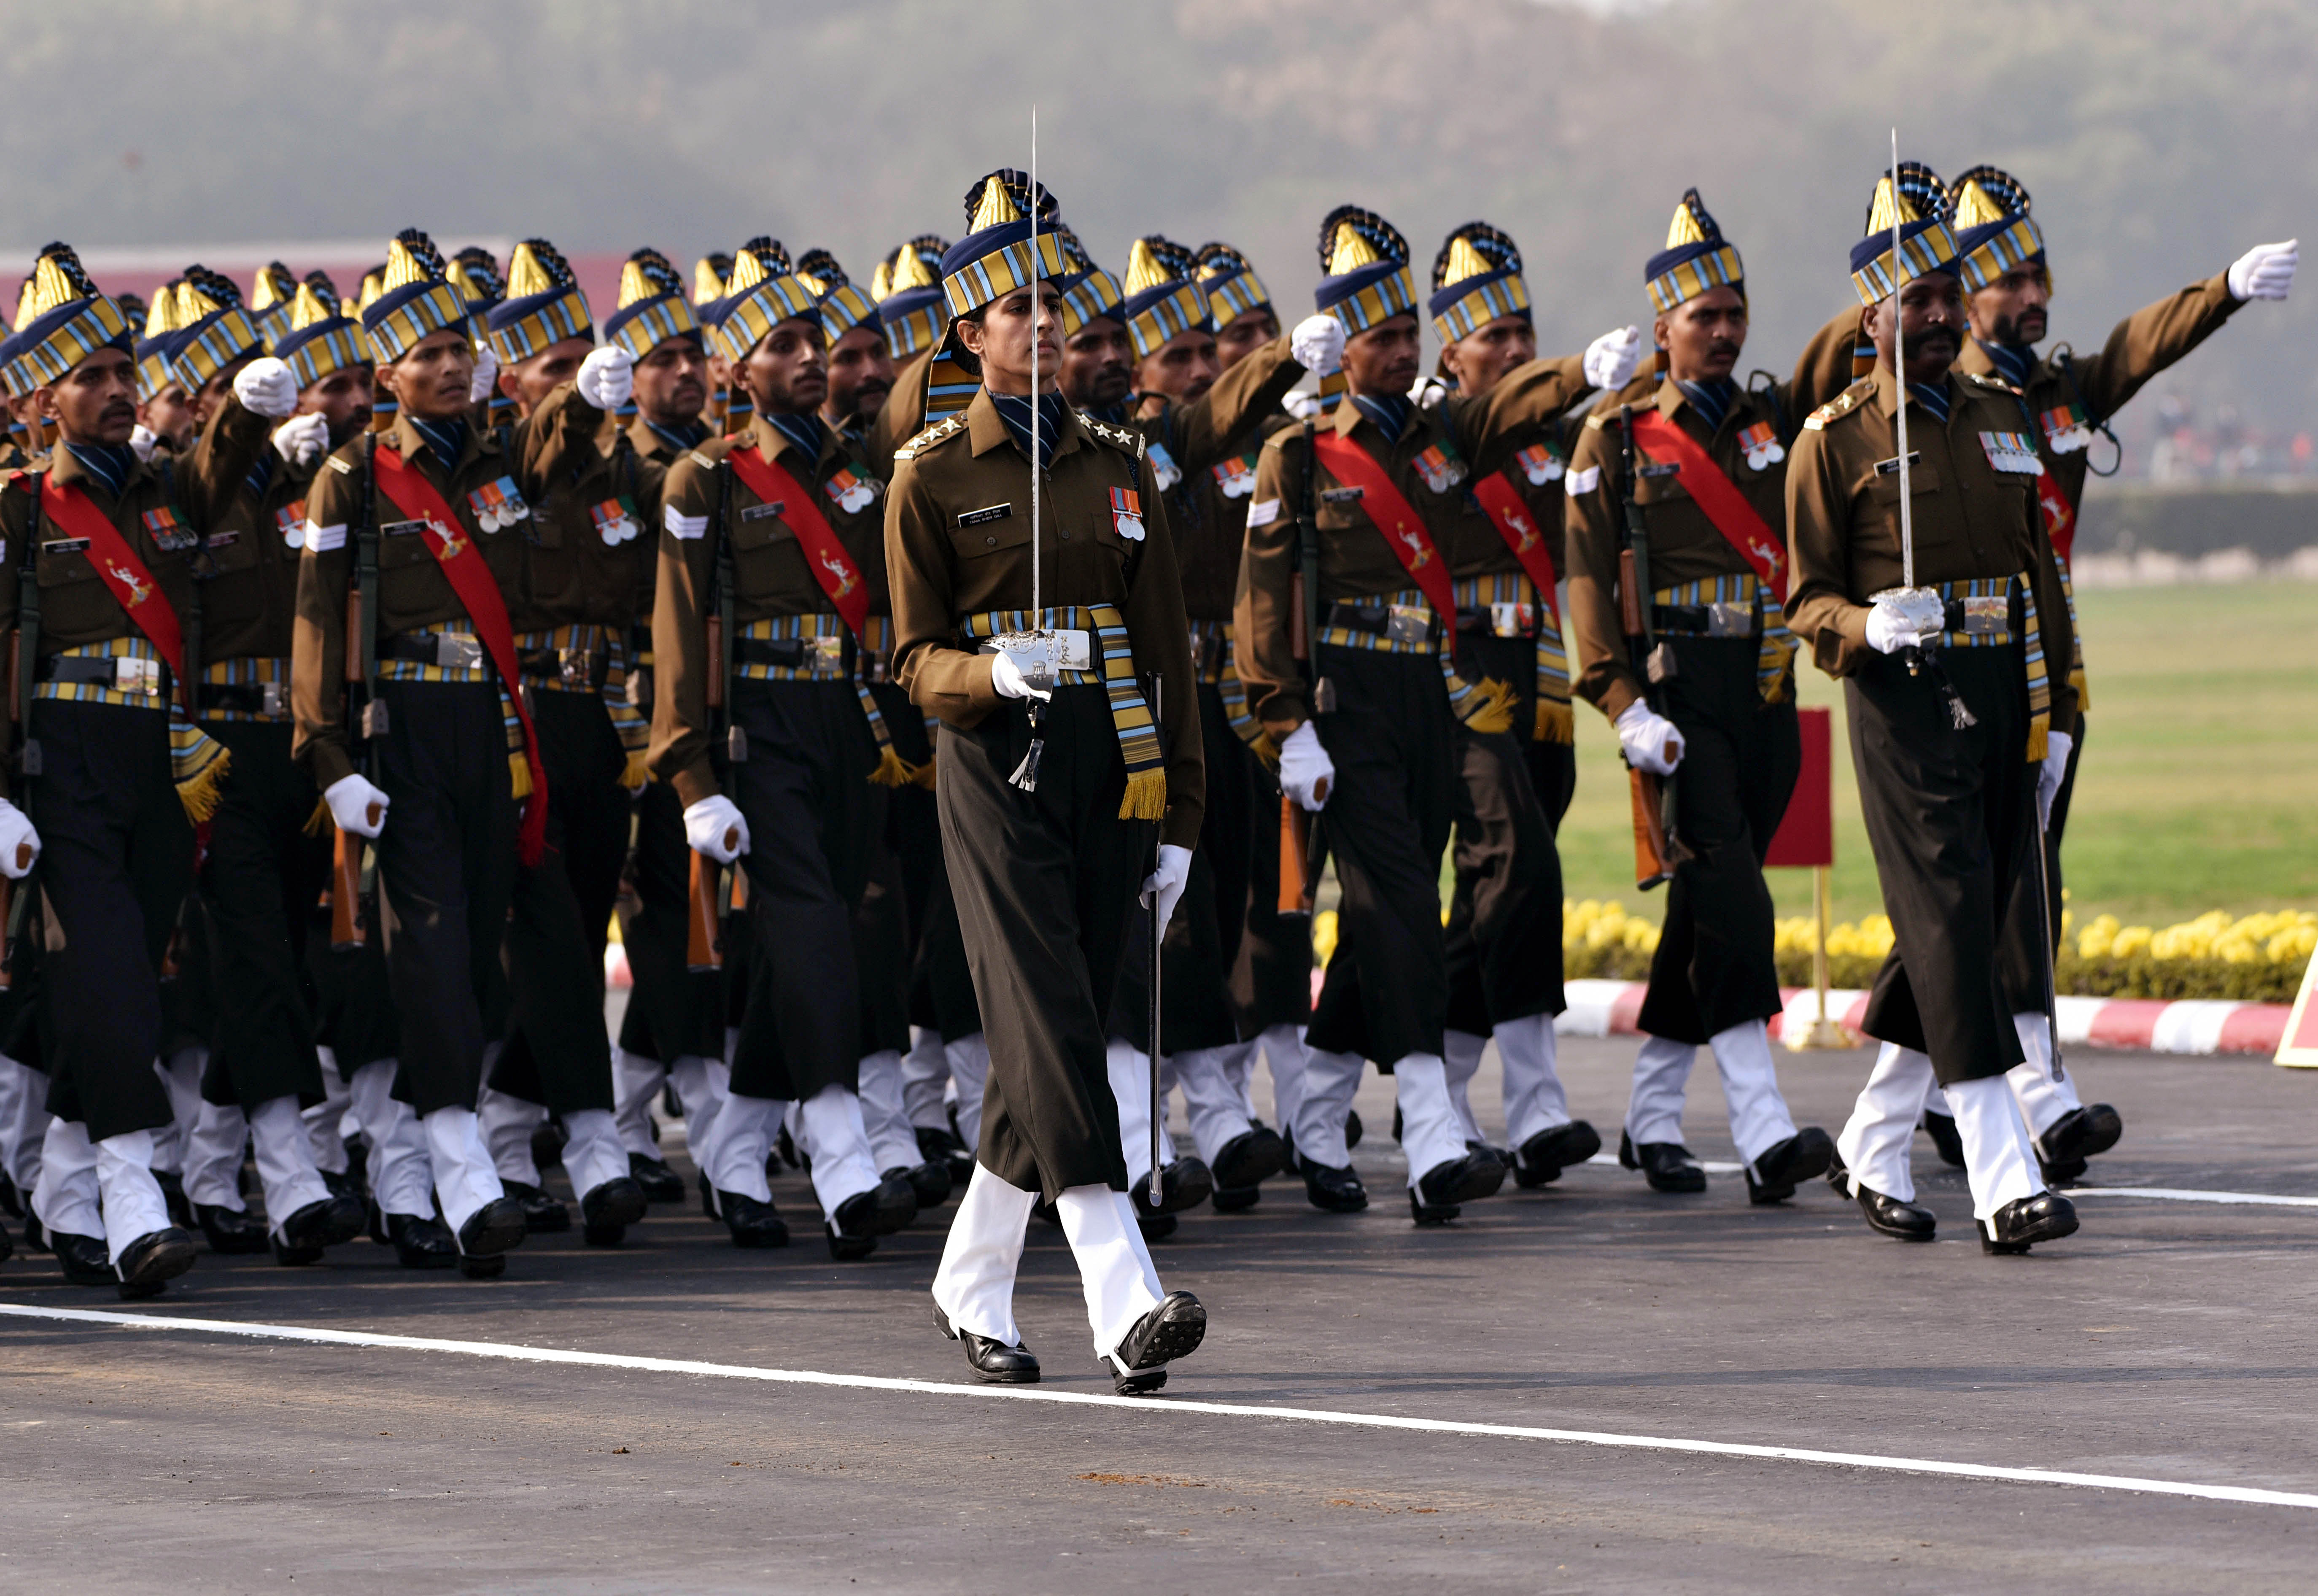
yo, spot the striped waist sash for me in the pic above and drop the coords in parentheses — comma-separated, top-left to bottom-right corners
(962, 604, 1167, 820)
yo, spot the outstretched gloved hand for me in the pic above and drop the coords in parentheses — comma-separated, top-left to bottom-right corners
(272, 410, 332, 468)
(232, 356, 299, 419)
(2227, 239, 2298, 302)
(1583, 325, 1643, 391)
(469, 343, 501, 404)
(577, 344, 635, 411)
(1290, 313, 1345, 378)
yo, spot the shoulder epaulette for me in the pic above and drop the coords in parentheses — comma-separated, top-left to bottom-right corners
(893, 412, 967, 462)
(1583, 408, 1625, 433)
(1078, 412, 1146, 461)
(1962, 370, 2023, 396)
(1803, 379, 1874, 432)
(326, 453, 356, 474)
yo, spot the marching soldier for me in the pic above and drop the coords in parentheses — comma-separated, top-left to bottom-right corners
(1234, 206, 1634, 1223)
(650, 238, 919, 1258)
(0, 243, 291, 1294)
(1790, 167, 2081, 1253)
(901, 170, 1207, 1392)
(1564, 192, 1838, 1202)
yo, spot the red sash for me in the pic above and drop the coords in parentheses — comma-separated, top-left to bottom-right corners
(372, 446, 549, 866)
(1310, 431, 1456, 623)
(41, 476, 188, 705)
(1629, 410, 1788, 601)
(2035, 472, 2077, 563)
(722, 442, 871, 639)
(1469, 470, 1562, 623)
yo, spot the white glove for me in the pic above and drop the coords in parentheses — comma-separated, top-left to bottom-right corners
(1614, 699, 1683, 776)
(1140, 842, 1193, 933)
(1278, 720, 1335, 812)
(469, 343, 500, 404)
(232, 356, 299, 419)
(1408, 374, 1449, 409)
(1282, 387, 1324, 421)
(683, 795, 749, 863)
(128, 423, 160, 464)
(1865, 590, 1943, 655)
(989, 652, 1052, 703)
(1583, 325, 1643, 391)
(0, 798, 40, 880)
(2035, 730, 2073, 829)
(324, 773, 388, 839)
(2227, 239, 2297, 302)
(272, 410, 332, 468)
(1290, 313, 1345, 378)
(577, 344, 635, 411)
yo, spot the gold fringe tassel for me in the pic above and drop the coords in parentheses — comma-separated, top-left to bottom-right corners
(1248, 728, 1281, 770)
(302, 795, 332, 837)
(867, 746, 915, 788)
(1459, 676, 1520, 737)
(2070, 666, 2090, 715)
(2025, 714, 2049, 764)
(620, 751, 652, 792)
(1532, 698, 1574, 744)
(176, 750, 231, 825)
(910, 751, 938, 789)
(510, 753, 533, 802)
(1116, 766, 1170, 822)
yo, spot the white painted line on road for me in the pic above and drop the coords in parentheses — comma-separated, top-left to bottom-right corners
(1576, 1154, 2318, 1208)
(4, 1300, 2314, 1512)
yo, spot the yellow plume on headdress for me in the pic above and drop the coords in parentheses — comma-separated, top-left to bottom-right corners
(969, 175, 1024, 231)
(286, 281, 338, 332)
(1864, 175, 1919, 237)
(889, 243, 937, 294)
(693, 254, 731, 306)
(1439, 234, 1491, 288)
(26, 245, 99, 322)
(1951, 178, 2006, 231)
(251, 262, 296, 312)
(869, 256, 894, 301)
(1666, 197, 1710, 248)
(382, 229, 447, 293)
(1326, 222, 1380, 277)
(143, 280, 187, 339)
(1123, 237, 1170, 298)
(506, 239, 571, 299)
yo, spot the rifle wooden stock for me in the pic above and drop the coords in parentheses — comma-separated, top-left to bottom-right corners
(329, 828, 364, 950)
(1618, 548, 1644, 638)
(1288, 573, 1307, 662)
(703, 615, 724, 711)
(1629, 768, 1674, 890)
(1276, 793, 1310, 915)
(687, 841, 733, 973)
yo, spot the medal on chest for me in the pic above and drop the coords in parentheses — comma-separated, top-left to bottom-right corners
(141, 504, 197, 553)
(590, 496, 641, 545)
(1146, 440, 1182, 492)
(1514, 442, 1565, 486)
(2039, 401, 2093, 455)
(1109, 485, 1146, 542)
(275, 499, 308, 548)
(1736, 421, 1786, 471)
(1211, 453, 1258, 499)
(1978, 430, 2046, 476)
(822, 468, 879, 515)
(1413, 443, 1466, 494)
(468, 476, 531, 531)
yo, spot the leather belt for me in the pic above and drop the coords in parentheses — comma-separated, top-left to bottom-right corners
(36, 654, 172, 696)
(1652, 601, 1759, 639)
(197, 681, 286, 715)
(1326, 600, 1438, 647)
(517, 646, 606, 690)
(384, 632, 487, 671)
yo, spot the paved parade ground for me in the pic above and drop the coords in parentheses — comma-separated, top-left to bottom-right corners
(3, 1037, 2315, 1593)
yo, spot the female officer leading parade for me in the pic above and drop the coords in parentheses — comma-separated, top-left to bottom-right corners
(888, 169, 1209, 1393)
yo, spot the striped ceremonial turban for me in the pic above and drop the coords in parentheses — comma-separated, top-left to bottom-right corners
(134, 278, 188, 402)
(871, 236, 949, 360)
(938, 170, 1067, 320)
(692, 252, 733, 309)
(796, 249, 881, 342)
(1849, 162, 1959, 306)
(1, 243, 133, 396)
(1951, 166, 2048, 293)
(272, 280, 368, 391)
(1121, 235, 1210, 360)
(1430, 221, 1532, 345)
(604, 248, 700, 361)
(248, 260, 299, 347)
(1194, 241, 1272, 331)
(487, 238, 593, 367)
(709, 237, 824, 365)
(1314, 207, 1416, 335)
(1644, 190, 1744, 313)
(1052, 226, 1122, 339)
(361, 229, 470, 364)
(171, 267, 264, 392)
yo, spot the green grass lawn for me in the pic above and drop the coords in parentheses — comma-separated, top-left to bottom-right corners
(1545, 582, 2318, 934)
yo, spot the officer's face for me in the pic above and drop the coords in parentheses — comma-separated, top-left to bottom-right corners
(298, 366, 375, 446)
(1060, 315, 1134, 410)
(1653, 286, 1749, 386)
(633, 337, 709, 426)
(1135, 327, 1220, 406)
(738, 318, 828, 415)
(137, 383, 197, 451)
(386, 329, 478, 420)
(823, 325, 895, 423)
(1440, 313, 1537, 398)
(956, 283, 1062, 395)
(1213, 307, 1279, 372)
(42, 347, 138, 446)
(1341, 313, 1420, 398)
(1968, 265, 2050, 349)
(502, 336, 592, 418)
(1863, 272, 1966, 388)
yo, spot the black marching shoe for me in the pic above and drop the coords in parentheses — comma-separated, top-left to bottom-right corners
(2036, 1105, 2122, 1189)
(1344, 1108, 1364, 1151)
(827, 1192, 880, 1260)
(154, 1170, 194, 1229)
(1512, 1120, 1601, 1188)
(1210, 1127, 1290, 1191)
(869, 1173, 920, 1235)
(916, 1124, 977, 1187)
(698, 1170, 720, 1221)
(1410, 1149, 1507, 1224)
(1102, 1291, 1207, 1396)
(319, 1166, 366, 1204)
(1746, 1127, 1836, 1205)
(1921, 1110, 1966, 1168)
(455, 1196, 528, 1261)
(1297, 1154, 1368, 1213)
(933, 1304, 1039, 1384)
(580, 1176, 650, 1246)
(1131, 1158, 1214, 1220)
(1210, 1184, 1261, 1213)
(529, 1117, 568, 1172)
(273, 1194, 368, 1263)
(1856, 1185, 1938, 1241)
(193, 1202, 272, 1256)
(1619, 1131, 1707, 1194)
(387, 1213, 458, 1268)
(0, 1218, 11, 1263)
(52, 1230, 114, 1286)
(1978, 1192, 2078, 1254)
(1137, 1213, 1178, 1243)
(115, 1227, 199, 1299)
(20, 1212, 47, 1252)
(628, 1153, 685, 1205)
(0, 1168, 21, 1219)
(895, 1160, 953, 1210)
(719, 1190, 790, 1248)
(502, 1180, 569, 1234)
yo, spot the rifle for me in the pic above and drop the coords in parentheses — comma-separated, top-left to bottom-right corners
(1276, 415, 1327, 915)
(332, 434, 384, 950)
(1, 470, 44, 986)
(687, 458, 738, 972)
(1617, 403, 1688, 890)
(1147, 670, 1164, 1208)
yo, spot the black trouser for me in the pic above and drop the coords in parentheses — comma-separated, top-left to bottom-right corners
(909, 852, 984, 1042)
(1443, 630, 1565, 1035)
(369, 679, 517, 1118)
(725, 678, 880, 1102)
(615, 777, 726, 1065)
(851, 682, 926, 1058)
(306, 908, 399, 1077)
(28, 698, 189, 1142)
(493, 687, 624, 1116)
(193, 719, 327, 1108)
(1849, 646, 2035, 1085)
(1306, 645, 1457, 1069)
(1232, 739, 1313, 1034)
(1995, 715, 2083, 1013)
(1632, 637, 1799, 1043)
(938, 687, 1143, 1199)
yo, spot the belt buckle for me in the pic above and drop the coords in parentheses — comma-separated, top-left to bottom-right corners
(261, 681, 285, 717)
(559, 647, 595, 688)
(986, 627, 1092, 687)
(1705, 601, 1754, 638)
(114, 657, 161, 696)
(1386, 604, 1431, 647)
(1488, 601, 1533, 639)
(436, 634, 485, 671)
(1960, 595, 2007, 635)
(810, 634, 845, 674)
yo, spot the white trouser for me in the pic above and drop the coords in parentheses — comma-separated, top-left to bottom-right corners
(1625, 1024, 1795, 1162)
(856, 1049, 922, 1173)
(1495, 1011, 1571, 1147)
(1173, 1042, 1255, 1167)
(1841, 1042, 2041, 1220)
(0, 1051, 51, 1195)
(477, 1084, 547, 1188)
(153, 1047, 207, 1175)
(243, 1097, 334, 1230)
(560, 1108, 631, 1204)
(37, 1122, 173, 1265)
(931, 1163, 1164, 1360)
(183, 1100, 250, 1210)
(346, 1059, 433, 1219)
(780, 1084, 882, 1221)
(900, 1026, 953, 1132)
(1291, 1045, 1363, 1170)
(1106, 1041, 1177, 1187)
(31, 1117, 103, 1241)
(1442, 1030, 1489, 1147)
(1251, 1024, 1306, 1139)
(946, 1032, 991, 1150)
(304, 1047, 353, 1176)
(422, 1105, 505, 1234)
(1394, 1053, 1466, 1188)
(705, 1090, 787, 1205)
(668, 1053, 728, 1175)
(2006, 1012, 2084, 1138)
(613, 1046, 669, 1158)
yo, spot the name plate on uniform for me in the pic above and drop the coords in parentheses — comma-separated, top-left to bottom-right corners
(41, 537, 90, 555)
(1489, 601, 1534, 638)
(982, 628, 1092, 684)
(1320, 487, 1365, 505)
(956, 503, 1011, 528)
(740, 500, 786, 522)
(1637, 462, 1682, 480)
(382, 518, 429, 538)
(1386, 604, 1431, 647)
(1958, 594, 2008, 634)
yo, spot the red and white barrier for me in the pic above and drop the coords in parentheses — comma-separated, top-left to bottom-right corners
(1555, 979, 2290, 1057)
